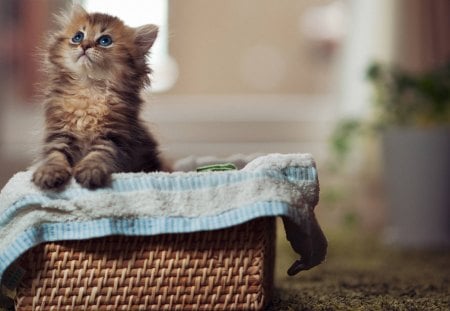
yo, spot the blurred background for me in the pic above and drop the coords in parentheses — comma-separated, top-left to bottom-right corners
(0, 0, 448, 241)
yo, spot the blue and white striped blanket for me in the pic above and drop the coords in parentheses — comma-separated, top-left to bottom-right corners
(0, 153, 327, 298)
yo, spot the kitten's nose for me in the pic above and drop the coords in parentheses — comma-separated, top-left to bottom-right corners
(81, 42, 94, 52)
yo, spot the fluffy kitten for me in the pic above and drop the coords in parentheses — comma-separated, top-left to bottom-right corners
(32, 5, 163, 190)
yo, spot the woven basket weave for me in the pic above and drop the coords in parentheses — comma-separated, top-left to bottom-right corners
(15, 218, 275, 311)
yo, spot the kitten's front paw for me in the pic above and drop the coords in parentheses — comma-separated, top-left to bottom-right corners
(32, 163, 72, 190)
(74, 161, 111, 189)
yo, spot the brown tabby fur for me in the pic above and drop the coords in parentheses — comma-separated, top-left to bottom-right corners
(32, 5, 163, 190)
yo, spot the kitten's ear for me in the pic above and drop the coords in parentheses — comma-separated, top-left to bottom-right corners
(134, 25, 159, 55)
(54, 3, 87, 27)
(71, 4, 88, 18)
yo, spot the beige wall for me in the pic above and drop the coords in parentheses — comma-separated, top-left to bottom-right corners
(167, 0, 335, 94)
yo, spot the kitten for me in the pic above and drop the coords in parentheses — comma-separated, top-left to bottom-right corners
(32, 5, 164, 190)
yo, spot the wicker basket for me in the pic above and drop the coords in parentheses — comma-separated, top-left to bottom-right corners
(14, 218, 275, 311)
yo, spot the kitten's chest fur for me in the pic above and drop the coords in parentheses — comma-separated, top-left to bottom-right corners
(54, 84, 111, 134)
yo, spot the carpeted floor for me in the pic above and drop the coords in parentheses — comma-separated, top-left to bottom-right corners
(269, 226, 450, 310)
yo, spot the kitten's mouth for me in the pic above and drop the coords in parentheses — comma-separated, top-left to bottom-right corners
(77, 52, 92, 63)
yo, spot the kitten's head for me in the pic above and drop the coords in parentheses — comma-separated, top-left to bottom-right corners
(48, 5, 157, 84)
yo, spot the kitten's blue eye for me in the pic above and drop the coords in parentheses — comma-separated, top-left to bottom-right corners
(98, 35, 113, 47)
(71, 31, 84, 44)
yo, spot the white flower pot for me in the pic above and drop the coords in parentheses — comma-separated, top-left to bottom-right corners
(382, 126, 450, 249)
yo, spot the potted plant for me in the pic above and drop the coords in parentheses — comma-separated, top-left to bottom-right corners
(331, 61, 450, 249)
